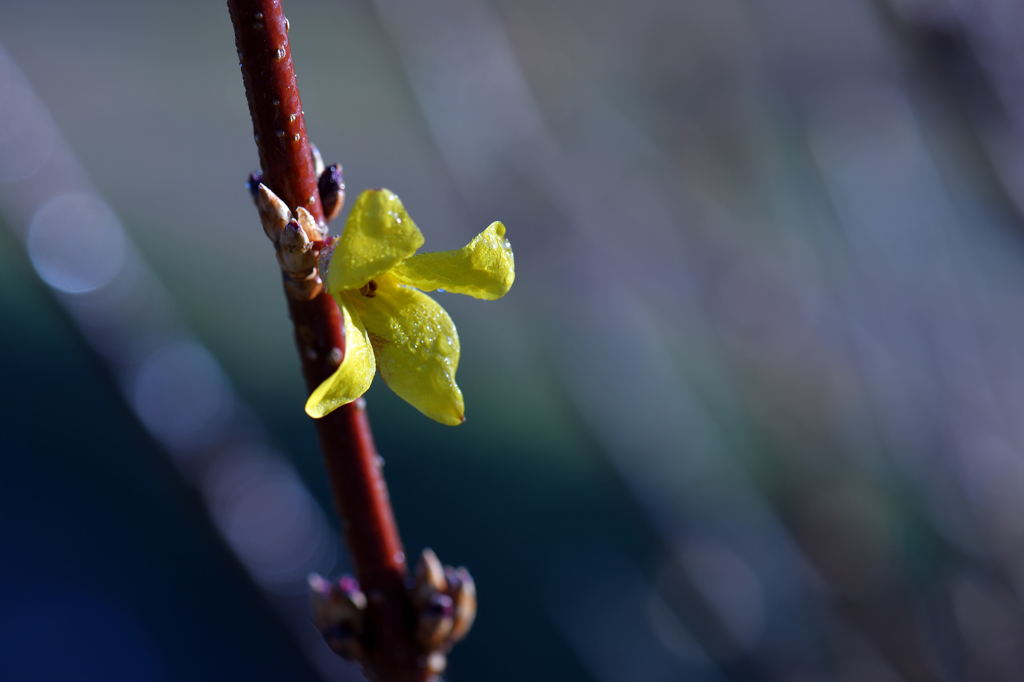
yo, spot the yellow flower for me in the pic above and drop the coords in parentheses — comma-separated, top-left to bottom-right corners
(305, 189, 514, 425)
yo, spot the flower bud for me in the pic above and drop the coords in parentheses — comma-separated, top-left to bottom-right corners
(308, 573, 368, 662)
(295, 206, 326, 242)
(255, 183, 290, 244)
(413, 548, 447, 607)
(319, 163, 345, 223)
(277, 219, 314, 274)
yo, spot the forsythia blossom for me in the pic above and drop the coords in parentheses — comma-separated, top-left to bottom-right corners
(305, 189, 514, 425)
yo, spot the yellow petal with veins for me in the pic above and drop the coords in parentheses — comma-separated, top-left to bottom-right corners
(326, 189, 424, 293)
(305, 298, 376, 418)
(343, 275, 464, 426)
(392, 222, 514, 300)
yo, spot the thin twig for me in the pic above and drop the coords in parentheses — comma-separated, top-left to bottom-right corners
(226, 2, 425, 679)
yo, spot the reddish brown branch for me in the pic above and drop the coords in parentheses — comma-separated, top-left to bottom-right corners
(227, 1, 422, 679)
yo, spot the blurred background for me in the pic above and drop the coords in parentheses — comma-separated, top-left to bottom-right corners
(4, 0, 1024, 680)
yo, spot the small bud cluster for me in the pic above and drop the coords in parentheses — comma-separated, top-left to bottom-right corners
(247, 145, 345, 300)
(253, 180, 324, 299)
(412, 548, 476, 654)
(308, 548, 476, 679)
(308, 574, 368, 661)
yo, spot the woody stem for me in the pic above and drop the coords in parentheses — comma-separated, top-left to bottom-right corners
(226, 1, 423, 679)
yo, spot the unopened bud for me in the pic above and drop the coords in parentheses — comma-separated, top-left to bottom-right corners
(278, 219, 314, 273)
(414, 548, 447, 607)
(295, 206, 326, 242)
(256, 183, 291, 244)
(407, 551, 478, 653)
(319, 163, 345, 223)
(308, 573, 368, 662)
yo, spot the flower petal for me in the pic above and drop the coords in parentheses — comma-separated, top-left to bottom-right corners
(392, 222, 514, 300)
(343, 275, 465, 425)
(326, 189, 425, 293)
(305, 298, 376, 418)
